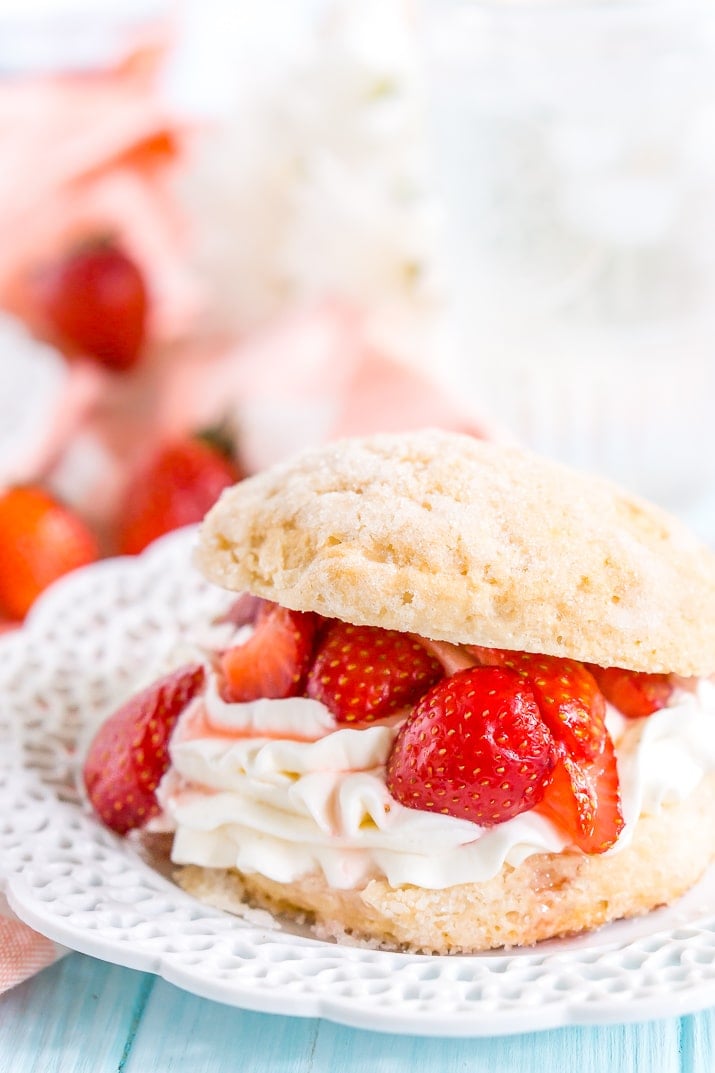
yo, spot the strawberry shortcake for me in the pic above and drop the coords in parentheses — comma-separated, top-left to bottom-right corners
(83, 430, 715, 952)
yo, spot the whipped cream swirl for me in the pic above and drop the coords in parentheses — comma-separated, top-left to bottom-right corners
(157, 675, 715, 890)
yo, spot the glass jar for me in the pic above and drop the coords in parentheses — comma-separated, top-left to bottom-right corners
(420, 0, 715, 528)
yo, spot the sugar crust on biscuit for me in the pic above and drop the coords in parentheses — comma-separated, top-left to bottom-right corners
(197, 429, 715, 676)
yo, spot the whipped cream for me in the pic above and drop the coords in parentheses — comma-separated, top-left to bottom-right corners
(157, 674, 715, 891)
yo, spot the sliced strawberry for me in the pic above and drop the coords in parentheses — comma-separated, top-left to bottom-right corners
(588, 666, 675, 719)
(468, 647, 606, 762)
(306, 622, 443, 723)
(216, 593, 267, 629)
(220, 602, 318, 703)
(417, 638, 479, 677)
(83, 664, 205, 834)
(458, 647, 624, 852)
(386, 666, 557, 826)
(535, 735, 624, 853)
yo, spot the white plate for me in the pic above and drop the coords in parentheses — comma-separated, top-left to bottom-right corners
(3, 526, 715, 1037)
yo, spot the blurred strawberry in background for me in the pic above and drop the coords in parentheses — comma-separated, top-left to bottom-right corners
(0, 485, 99, 621)
(116, 434, 243, 555)
(35, 240, 148, 371)
(0, 5, 492, 633)
(0, 46, 197, 346)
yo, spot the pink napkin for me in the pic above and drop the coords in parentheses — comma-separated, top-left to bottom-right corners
(0, 42, 495, 991)
(43, 300, 495, 538)
(0, 50, 198, 344)
(0, 894, 65, 994)
(0, 302, 496, 991)
(153, 299, 495, 472)
(0, 46, 191, 984)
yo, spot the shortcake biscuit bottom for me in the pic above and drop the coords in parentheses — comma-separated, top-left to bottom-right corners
(175, 773, 715, 953)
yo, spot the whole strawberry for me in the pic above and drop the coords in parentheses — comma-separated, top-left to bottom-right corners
(116, 436, 242, 555)
(83, 663, 205, 834)
(37, 240, 148, 371)
(386, 666, 557, 826)
(0, 485, 99, 620)
(306, 623, 443, 723)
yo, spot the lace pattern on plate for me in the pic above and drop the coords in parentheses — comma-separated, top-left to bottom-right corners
(2, 527, 715, 1036)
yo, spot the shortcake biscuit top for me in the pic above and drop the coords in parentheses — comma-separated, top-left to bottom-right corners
(196, 429, 715, 675)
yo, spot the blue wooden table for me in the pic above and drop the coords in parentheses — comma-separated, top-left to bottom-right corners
(1, 951, 714, 1072)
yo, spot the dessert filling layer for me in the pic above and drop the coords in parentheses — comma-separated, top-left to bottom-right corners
(157, 675, 715, 890)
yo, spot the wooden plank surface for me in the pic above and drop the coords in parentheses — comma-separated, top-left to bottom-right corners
(0, 955, 149, 1073)
(0, 952, 708, 1073)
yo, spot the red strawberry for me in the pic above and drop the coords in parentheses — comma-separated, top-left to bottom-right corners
(588, 666, 674, 719)
(470, 646, 623, 851)
(306, 623, 443, 723)
(37, 239, 148, 371)
(469, 647, 606, 761)
(386, 666, 557, 826)
(216, 593, 267, 629)
(83, 663, 205, 834)
(418, 638, 479, 676)
(0, 485, 99, 620)
(220, 602, 318, 703)
(535, 736, 624, 853)
(116, 436, 241, 555)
